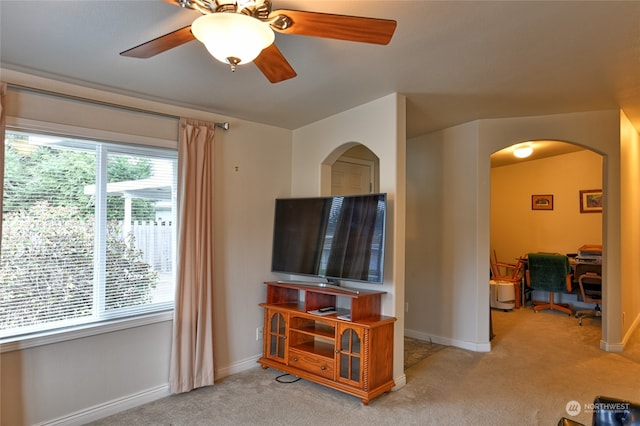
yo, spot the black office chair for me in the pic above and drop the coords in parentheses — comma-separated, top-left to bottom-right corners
(575, 271, 602, 326)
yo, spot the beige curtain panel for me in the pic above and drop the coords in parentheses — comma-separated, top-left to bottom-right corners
(170, 117, 216, 393)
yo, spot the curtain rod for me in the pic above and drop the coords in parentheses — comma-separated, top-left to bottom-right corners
(7, 82, 230, 131)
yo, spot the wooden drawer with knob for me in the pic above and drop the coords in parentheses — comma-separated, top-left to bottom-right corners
(288, 348, 335, 380)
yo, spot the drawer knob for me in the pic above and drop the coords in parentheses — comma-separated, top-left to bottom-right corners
(293, 357, 298, 362)
(320, 365, 326, 371)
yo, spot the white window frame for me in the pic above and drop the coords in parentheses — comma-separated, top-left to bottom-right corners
(0, 117, 178, 353)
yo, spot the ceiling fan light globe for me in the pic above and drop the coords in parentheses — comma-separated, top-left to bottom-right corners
(191, 13, 275, 65)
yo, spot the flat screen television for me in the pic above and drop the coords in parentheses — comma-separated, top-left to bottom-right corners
(271, 193, 386, 284)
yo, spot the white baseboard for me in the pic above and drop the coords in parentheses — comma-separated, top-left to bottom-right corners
(601, 340, 624, 352)
(393, 373, 407, 390)
(405, 328, 491, 352)
(622, 311, 640, 348)
(35, 355, 263, 426)
(602, 312, 640, 352)
(36, 384, 170, 426)
(215, 354, 262, 380)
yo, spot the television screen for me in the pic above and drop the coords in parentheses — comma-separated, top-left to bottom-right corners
(271, 193, 386, 284)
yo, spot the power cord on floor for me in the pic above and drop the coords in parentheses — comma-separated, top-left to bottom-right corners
(275, 373, 301, 384)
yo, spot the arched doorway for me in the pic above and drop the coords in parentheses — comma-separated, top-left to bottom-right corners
(490, 139, 604, 339)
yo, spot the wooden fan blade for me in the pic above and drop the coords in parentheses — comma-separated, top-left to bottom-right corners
(254, 43, 297, 83)
(269, 9, 396, 45)
(120, 26, 195, 58)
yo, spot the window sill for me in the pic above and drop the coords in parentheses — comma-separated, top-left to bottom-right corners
(0, 310, 174, 354)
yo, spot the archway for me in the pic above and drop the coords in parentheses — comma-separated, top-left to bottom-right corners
(324, 143, 380, 196)
(490, 139, 604, 339)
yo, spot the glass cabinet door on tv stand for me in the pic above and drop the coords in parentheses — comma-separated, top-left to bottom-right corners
(266, 309, 287, 362)
(337, 324, 363, 388)
(258, 281, 396, 405)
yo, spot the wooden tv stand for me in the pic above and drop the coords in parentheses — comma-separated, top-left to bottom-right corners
(258, 281, 396, 404)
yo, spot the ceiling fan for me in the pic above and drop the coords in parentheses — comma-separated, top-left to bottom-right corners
(120, 0, 397, 83)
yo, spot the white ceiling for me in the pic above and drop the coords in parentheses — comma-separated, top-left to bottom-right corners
(1, 0, 639, 142)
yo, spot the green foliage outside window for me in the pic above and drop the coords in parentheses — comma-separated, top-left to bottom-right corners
(0, 203, 94, 329)
(105, 222, 158, 311)
(1, 136, 165, 333)
(3, 141, 156, 221)
(0, 202, 158, 330)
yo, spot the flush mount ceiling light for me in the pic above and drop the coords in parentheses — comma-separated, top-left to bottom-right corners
(191, 12, 275, 71)
(513, 144, 534, 159)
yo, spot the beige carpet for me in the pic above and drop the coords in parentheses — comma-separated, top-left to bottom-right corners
(89, 308, 640, 425)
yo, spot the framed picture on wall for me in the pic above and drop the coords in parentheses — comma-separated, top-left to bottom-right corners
(580, 189, 603, 213)
(532, 194, 553, 210)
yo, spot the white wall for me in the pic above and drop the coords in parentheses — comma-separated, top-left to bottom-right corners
(0, 70, 293, 425)
(1, 321, 173, 425)
(291, 93, 407, 386)
(406, 109, 639, 354)
(5, 86, 178, 144)
(212, 116, 292, 372)
(405, 121, 490, 350)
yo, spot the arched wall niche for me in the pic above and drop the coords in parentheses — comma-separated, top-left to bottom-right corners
(320, 142, 380, 196)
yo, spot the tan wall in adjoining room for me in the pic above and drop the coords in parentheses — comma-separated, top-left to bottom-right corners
(491, 149, 603, 263)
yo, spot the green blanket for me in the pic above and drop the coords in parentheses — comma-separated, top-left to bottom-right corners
(527, 253, 571, 292)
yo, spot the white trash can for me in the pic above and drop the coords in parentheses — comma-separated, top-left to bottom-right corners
(489, 280, 516, 310)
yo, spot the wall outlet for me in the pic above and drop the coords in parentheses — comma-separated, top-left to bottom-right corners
(256, 327, 263, 341)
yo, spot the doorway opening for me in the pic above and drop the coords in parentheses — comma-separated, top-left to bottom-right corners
(490, 139, 604, 337)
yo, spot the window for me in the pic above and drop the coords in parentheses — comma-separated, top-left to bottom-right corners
(1, 130, 177, 340)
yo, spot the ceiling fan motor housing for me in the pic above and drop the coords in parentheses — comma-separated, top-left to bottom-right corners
(173, 0, 272, 19)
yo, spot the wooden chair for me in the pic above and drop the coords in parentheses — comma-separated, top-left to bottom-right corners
(525, 253, 573, 315)
(490, 250, 524, 308)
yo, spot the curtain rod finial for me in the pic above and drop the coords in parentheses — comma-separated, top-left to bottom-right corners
(215, 122, 230, 130)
